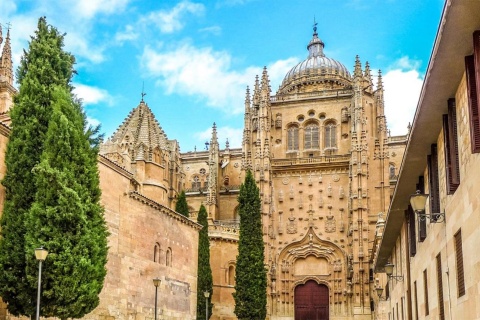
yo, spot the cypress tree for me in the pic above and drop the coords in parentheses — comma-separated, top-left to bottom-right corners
(234, 170, 267, 319)
(196, 204, 213, 320)
(0, 17, 76, 316)
(0, 17, 108, 318)
(175, 190, 189, 217)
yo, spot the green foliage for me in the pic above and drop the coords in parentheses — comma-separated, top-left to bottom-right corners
(196, 204, 213, 320)
(0, 17, 108, 318)
(175, 191, 189, 217)
(234, 170, 267, 320)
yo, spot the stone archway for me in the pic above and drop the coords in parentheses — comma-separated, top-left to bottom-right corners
(294, 280, 329, 320)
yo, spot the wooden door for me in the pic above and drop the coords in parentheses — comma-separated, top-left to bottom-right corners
(294, 280, 329, 320)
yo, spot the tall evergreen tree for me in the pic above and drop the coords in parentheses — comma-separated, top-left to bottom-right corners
(0, 17, 108, 318)
(196, 204, 213, 320)
(234, 170, 267, 319)
(175, 190, 189, 217)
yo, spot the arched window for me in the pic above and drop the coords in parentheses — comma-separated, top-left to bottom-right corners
(166, 247, 172, 267)
(287, 126, 299, 151)
(154, 242, 160, 262)
(325, 122, 337, 149)
(228, 264, 236, 285)
(304, 123, 319, 149)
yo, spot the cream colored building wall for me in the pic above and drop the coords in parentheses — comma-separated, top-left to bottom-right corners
(209, 239, 238, 320)
(384, 73, 480, 320)
(89, 158, 200, 320)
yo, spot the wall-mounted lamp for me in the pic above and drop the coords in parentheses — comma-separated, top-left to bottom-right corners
(375, 286, 388, 301)
(410, 190, 445, 223)
(384, 262, 403, 282)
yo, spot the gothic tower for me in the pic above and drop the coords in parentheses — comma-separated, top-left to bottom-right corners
(0, 24, 15, 121)
(238, 24, 392, 319)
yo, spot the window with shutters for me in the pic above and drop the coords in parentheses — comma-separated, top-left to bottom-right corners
(436, 253, 445, 320)
(417, 177, 427, 242)
(414, 281, 419, 320)
(304, 123, 319, 149)
(428, 144, 441, 221)
(465, 30, 480, 153)
(407, 206, 416, 256)
(424, 269, 429, 316)
(443, 99, 460, 194)
(287, 125, 299, 151)
(325, 122, 337, 149)
(454, 229, 465, 297)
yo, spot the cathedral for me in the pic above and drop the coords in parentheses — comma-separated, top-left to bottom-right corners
(0, 22, 407, 320)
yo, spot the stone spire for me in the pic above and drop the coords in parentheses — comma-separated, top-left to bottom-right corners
(0, 27, 13, 86)
(244, 86, 251, 114)
(252, 75, 260, 107)
(103, 100, 169, 161)
(353, 55, 362, 78)
(206, 123, 219, 216)
(376, 69, 383, 91)
(261, 66, 271, 99)
(364, 61, 373, 93)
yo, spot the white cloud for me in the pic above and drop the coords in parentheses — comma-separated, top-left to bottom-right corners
(143, 1, 205, 34)
(199, 26, 222, 36)
(0, 0, 16, 16)
(383, 68, 423, 136)
(115, 24, 139, 43)
(70, 0, 130, 19)
(195, 125, 244, 149)
(86, 116, 101, 128)
(73, 83, 113, 106)
(392, 56, 421, 70)
(141, 43, 298, 114)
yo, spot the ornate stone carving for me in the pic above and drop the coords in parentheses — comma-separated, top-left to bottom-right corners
(325, 215, 336, 233)
(287, 215, 297, 234)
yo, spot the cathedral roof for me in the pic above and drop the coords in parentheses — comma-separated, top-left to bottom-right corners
(107, 100, 169, 156)
(277, 25, 351, 94)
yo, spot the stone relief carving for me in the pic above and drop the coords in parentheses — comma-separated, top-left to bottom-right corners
(325, 215, 336, 233)
(287, 215, 297, 234)
(327, 183, 332, 197)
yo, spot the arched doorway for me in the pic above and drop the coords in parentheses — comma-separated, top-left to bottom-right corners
(294, 280, 329, 320)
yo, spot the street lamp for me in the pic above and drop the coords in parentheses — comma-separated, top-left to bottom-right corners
(410, 190, 445, 222)
(153, 278, 161, 320)
(204, 291, 210, 320)
(375, 286, 387, 301)
(384, 262, 403, 282)
(35, 247, 48, 320)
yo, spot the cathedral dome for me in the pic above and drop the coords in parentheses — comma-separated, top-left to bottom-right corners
(277, 26, 351, 94)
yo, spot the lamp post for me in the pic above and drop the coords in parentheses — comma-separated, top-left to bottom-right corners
(410, 190, 445, 222)
(384, 262, 403, 282)
(153, 278, 161, 320)
(35, 247, 48, 320)
(203, 291, 210, 320)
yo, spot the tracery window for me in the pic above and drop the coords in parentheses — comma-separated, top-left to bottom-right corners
(192, 176, 201, 189)
(287, 126, 299, 151)
(304, 123, 319, 149)
(325, 122, 337, 149)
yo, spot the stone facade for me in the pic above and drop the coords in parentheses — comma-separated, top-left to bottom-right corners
(374, 1, 480, 319)
(0, 22, 410, 320)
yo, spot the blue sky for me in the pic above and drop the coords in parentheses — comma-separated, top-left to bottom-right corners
(1, 0, 444, 152)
